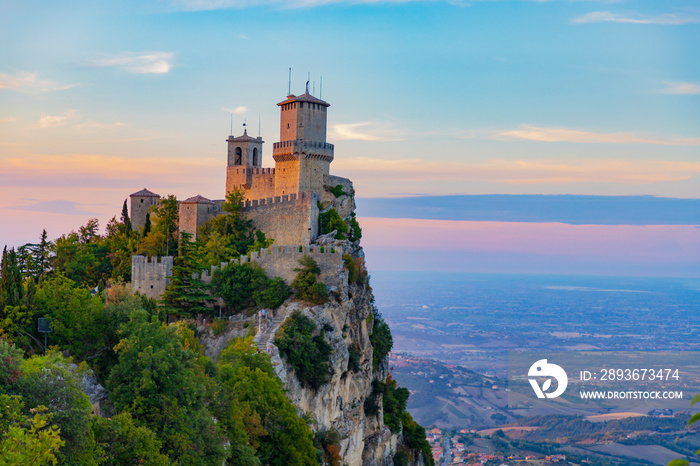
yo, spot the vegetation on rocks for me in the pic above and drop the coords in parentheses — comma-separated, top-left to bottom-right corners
(291, 256, 329, 304)
(274, 311, 333, 390)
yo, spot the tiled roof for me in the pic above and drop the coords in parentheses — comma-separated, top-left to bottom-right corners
(227, 129, 262, 142)
(129, 188, 160, 198)
(277, 91, 330, 107)
(182, 195, 214, 204)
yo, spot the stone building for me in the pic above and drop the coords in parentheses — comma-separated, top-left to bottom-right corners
(130, 87, 353, 298)
(130, 85, 344, 247)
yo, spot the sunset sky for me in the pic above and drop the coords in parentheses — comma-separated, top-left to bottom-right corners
(1, 0, 698, 276)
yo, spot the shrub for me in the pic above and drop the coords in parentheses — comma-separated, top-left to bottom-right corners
(369, 312, 393, 372)
(212, 262, 290, 314)
(274, 311, 332, 390)
(347, 344, 361, 372)
(291, 256, 328, 304)
(318, 208, 348, 240)
(330, 185, 345, 198)
(382, 378, 409, 433)
(343, 254, 367, 286)
(346, 214, 362, 242)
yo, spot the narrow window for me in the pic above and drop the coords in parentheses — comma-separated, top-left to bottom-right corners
(235, 147, 242, 165)
(253, 147, 258, 166)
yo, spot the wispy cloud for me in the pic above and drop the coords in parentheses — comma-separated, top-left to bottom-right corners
(572, 11, 700, 25)
(39, 110, 126, 130)
(90, 52, 175, 74)
(0, 71, 79, 93)
(12, 200, 99, 216)
(658, 81, 700, 95)
(223, 106, 248, 115)
(0, 117, 17, 123)
(39, 110, 79, 128)
(173, 0, 453, 11)
(75, 120, 128, 130)
(472, 124, 700, 145)
(329, 121, 407, 142)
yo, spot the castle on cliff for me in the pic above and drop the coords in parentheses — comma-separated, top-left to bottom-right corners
(130, 86, 353, 299)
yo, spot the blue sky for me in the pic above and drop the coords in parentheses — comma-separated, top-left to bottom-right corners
(1, 0, 698, 275)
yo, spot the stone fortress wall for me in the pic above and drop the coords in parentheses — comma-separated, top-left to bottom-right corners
(131, 255, 173, 299)
(131, 244, 345, 301)
(196, 244, 345, 291)
(241, 191, 319, 246)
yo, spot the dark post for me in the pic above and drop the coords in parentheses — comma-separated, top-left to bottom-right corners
(37, 318, 52, 356)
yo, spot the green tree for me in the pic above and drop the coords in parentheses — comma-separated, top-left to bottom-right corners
(217, 337, 318, 466)
(32, 274, 103, 360)
(274, 311, 332, 390)
(0, 246, 23, 309)
(211, 262, 290, 315)
(160, 234, 211, 318)
(106, 313, 226, 465)
(91, 413, 169, 466)
(16, 352, 98, 464)
(197, 189, 258, 267)
(0, 394, 63, 466)
(369, 311, 393, 372)
(139, 194, 179, 256)
(291, 256, 328, 304)
(120, 199, 132, 235)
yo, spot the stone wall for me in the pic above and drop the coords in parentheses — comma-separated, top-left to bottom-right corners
(226, 167, 276, 200)
(242, 191, 319, 245)
(131, 255, 173, 299)
(197, 244, 345, 291)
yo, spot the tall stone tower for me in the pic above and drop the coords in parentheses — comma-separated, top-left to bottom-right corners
(129, 188, 160, 232)
(273, 87, 333, 197)
(225, 129, 264, 195)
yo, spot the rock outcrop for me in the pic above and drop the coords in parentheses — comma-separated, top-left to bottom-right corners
(200, 184, 426, 466)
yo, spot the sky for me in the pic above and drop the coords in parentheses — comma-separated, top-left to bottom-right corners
(1, 0, 698, 276)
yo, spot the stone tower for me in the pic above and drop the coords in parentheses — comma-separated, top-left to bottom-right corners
(273, 86, 333, 197)
(225, 129, 265, 195)
(129, 188, 160, 232)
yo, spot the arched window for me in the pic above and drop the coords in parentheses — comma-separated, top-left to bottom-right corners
(235, 147, 242, 165)
(253, 148, 258, 166)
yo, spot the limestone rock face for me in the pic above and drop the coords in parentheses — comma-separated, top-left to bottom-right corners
(258, 283, 401, 466)
(323, 175, 356, 221)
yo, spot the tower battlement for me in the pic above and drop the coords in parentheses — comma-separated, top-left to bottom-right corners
(131, 255, 173, 299)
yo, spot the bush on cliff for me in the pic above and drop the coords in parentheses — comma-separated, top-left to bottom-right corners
(274, 311, 332, 391)
(291, 256, 328, 304)
(318, 208, 348, 240)
(369, 311, 393, 372)
(211, 262, 290, 315)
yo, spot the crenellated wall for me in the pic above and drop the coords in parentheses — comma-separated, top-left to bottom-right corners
(226, 167, 276, 200)
(131, 255, 173, 299)
(196, 244, 345, 291)
(241, 191, 320, 246)
(131, 245, 345, 301)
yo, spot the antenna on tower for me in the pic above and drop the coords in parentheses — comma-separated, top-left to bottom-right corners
(288, 68, 291, 96)
(230, 113, 233, 136)
(313, 81, 315, 96)
(258, 115, 261, 137)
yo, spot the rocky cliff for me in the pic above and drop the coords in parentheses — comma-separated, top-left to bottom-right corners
(200, 181, 428, 466)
